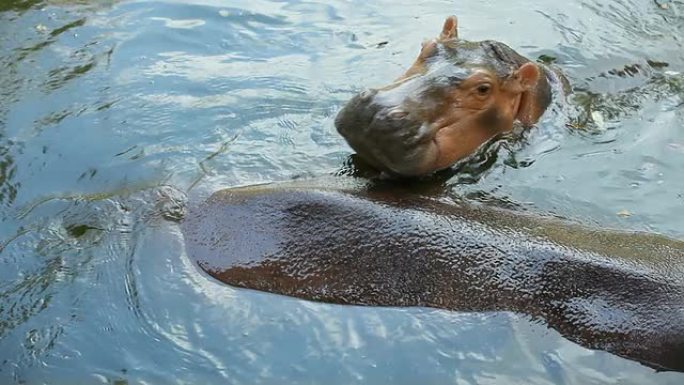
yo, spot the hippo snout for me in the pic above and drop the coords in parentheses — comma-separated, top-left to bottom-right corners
(335, 89, 439, 176)
(335, 89, 381, 136)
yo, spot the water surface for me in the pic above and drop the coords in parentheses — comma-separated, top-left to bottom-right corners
(1, 0, 683, 384)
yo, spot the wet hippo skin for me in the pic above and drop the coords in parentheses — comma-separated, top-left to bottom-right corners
(181, 179, 684, 372)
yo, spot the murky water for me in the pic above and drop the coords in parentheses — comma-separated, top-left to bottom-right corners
(1, 0, 683, 384)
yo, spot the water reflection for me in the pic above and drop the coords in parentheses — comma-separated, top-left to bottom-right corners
(0, 0, 46, 13)
(0, 139, 18, 208)
(0, 0, 683, 383)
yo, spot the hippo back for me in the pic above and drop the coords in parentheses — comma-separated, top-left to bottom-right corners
(182, 179, 684, 371)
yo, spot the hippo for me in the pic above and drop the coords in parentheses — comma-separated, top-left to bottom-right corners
(181, 15, 684, 373)
(336, 16, 566, 176)
(181, 177, 684, 372)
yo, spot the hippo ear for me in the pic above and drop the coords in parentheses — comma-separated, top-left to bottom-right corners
(440, 16, 458, 40)
(515, 62, 540, 91)
(512, 62, 545, 127)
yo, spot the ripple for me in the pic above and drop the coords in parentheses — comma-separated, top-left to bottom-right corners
(149, 17, 206, 29)
(2, 0, 684, 383)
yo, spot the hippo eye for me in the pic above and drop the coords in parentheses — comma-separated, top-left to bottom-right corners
(476, 83, 492, 96)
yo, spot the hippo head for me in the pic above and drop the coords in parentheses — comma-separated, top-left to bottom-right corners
(336, 16, 552, 176)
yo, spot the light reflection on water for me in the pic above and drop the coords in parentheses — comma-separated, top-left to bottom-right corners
(0, 0, 683, 384)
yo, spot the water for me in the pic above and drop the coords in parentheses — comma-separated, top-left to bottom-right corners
(1, 0, 683, 383)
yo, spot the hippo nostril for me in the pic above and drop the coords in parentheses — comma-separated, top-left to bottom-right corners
(359, 89, 377, 102)
(387, 109, 408, 120)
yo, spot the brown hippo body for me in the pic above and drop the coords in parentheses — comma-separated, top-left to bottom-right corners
(181, 178, 684, 372)
(336, 16, 567, 176)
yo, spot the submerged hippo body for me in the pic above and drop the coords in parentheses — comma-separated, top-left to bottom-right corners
(182, 178, 684, 372)
(336, 16, 565, 176)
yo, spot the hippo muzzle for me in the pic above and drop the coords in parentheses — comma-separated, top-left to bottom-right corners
(335, 85, 441, 176)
